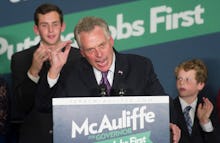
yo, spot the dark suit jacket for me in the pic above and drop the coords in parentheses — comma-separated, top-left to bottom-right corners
(174, 96, 220, 143)
(36, 50, 177, 122)
(11, 44, 81, 143)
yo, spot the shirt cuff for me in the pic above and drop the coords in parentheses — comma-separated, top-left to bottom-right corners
(47, 73, 59, 88)
(200, 119, 214, 132)
(27, 71, 40, 83)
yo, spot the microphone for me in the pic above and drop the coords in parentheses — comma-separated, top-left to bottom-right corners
(99, 83, 107, 96)
(115, 69, 126, 96)
(118, 88, 126, 96)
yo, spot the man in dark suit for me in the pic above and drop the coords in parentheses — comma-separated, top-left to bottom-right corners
(173, 59, 220, 143)
(11, 3, 81, 143)
(35, 16, 180, 143)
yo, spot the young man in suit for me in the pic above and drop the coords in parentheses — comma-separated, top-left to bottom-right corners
(35, 16, 180, 143)
(173, 59, 220, 143)
(11, 3, 81, 143)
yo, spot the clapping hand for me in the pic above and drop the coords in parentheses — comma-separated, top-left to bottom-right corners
(197, 97, 213, 125)
(29, 43, 50, 77)
(170, 123, 181, 143)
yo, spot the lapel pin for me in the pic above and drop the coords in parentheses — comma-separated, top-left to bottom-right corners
(118, 70, 123, 75)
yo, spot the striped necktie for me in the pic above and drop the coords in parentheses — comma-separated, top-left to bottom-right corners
(100, 71, 111, 95)
(184, 106, 192, 135)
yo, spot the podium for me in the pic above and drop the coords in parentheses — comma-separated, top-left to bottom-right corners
(52, 96, 170, 143)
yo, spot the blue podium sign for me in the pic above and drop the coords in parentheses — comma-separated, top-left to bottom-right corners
(52, 96, 170, 143)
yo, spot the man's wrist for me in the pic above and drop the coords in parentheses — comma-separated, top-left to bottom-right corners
(29, 68, 39, 77)
(27, 70, 40, 83)
(47, 72, 59, 88)
(48, 69, 60, 79)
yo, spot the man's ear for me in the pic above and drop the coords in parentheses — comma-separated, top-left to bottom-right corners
(109, 36, 114, 47)
(61, 22, 66, 32)
(80, 49, 85, 57)
(33, 25, 39, 35)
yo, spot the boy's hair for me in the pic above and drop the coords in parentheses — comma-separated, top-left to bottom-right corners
(34, 3, 63, 26)
(175, 59, 208, 83)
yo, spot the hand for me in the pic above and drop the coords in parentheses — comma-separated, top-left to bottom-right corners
(29, 43, 49, 77)
(197, 97, 213, 125)
(48, 40, 72, 79)
(170, 123, 181, 143)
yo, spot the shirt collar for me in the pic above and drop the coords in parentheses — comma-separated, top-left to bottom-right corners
(179, 96, 198, 112)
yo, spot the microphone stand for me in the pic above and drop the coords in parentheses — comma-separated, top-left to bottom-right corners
(99, 83, 107, 96)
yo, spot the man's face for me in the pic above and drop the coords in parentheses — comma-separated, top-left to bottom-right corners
(34, 11, 65, 46)
(79, 26, 114, 72)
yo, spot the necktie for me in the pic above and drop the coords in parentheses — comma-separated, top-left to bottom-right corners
(100, 71, 111, 95)
(183, 106, 192, 135)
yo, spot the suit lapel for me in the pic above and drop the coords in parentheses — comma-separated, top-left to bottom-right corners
(174, 98, 190, 135)
(112, 52, 129, 93)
